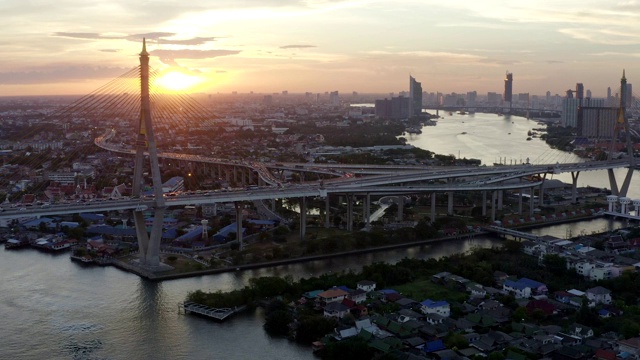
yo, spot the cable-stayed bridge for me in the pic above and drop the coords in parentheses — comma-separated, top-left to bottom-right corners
(0, 40, 635, 272)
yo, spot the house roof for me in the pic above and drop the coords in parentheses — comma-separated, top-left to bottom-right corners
(421, 299, 449, 308)
(587, 286, 611, 295)
(318, 288, 348, 299)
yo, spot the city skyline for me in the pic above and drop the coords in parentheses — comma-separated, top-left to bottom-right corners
(1, 1, 640, 97)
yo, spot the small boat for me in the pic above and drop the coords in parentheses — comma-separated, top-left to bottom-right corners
(526, 137, 532, 141)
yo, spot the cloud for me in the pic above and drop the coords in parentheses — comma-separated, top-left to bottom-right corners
(100, 49, 119, 53)
(158, 37, 218, 46)
(153, 49, 241, 60)
(0, 65, 131, 85)
(53, 32, 120, 40)
(280, 44, 317, 49)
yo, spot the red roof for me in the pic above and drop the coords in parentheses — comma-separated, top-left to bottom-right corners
(595, 349, 616, 360)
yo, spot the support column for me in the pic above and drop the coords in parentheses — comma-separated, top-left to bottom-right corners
(497, 190, 503, 211)
(397, 196, 404, 221)
(571, 171, 580, 204)
(241, 168, 246, 186)
(518, 191, 523, 214)
(431, 192, 436, 223)
(347, 194, 353, 231)
(234, 166, 238, 184)
(325, 196, 331, 228)
(365, 193, 371, 225)
(491, 191, 496, 222)
(608, 169, 619, 196)
(299, 197, 307, 240)
(482, 191, 487, 216)
(235, 202, 243, 251)
(529, 187, 535, 217)
(447, 192, 454, 216)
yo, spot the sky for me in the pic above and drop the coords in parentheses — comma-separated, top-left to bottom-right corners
(1, 0, 640, 97)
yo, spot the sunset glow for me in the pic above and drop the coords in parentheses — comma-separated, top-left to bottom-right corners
(154, 71, 203, 92)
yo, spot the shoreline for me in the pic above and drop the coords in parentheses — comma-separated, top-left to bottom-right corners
(113, 214, 608, 281)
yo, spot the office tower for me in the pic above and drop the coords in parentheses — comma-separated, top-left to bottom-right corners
(466, 91, 477, 107)
(546, 91, 551, 104)
(487, 92, 500, 106)
(575, 83, 584, 100)
(586, 89, 592, 98)
(409, 76, 423, 116)
(329, 91, 340, 106)
(504, 71, 513, 103)
(566, 89, 574, 98)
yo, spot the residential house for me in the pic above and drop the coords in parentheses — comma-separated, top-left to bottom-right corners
(316, 287, 348, 307)
(618, 337, 640, 358)
(357, 280, 376, 292)
(567, 323, 593, 339)
(323, 302, 350, 318)
(586, 286, 612, 306)
(420, 299, 450, 317)
(503, 278, 547, 299)
(346, 289, 367, 304)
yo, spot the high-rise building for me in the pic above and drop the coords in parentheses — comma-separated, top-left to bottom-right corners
(504, 71, 513, 103)
(329, 91, 340, 106)
(487, 92, 500, 106)
(586, 89, 592, 98)
(409, 76, 423, 117)
(578, 107, 617, 139)
(575, 83, 584, 100)
(375, 96, 409, 120)
(466, 91, 477, 107)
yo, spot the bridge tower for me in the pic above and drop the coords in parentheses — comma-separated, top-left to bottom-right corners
(607, 70, 635, 197)
(132, 39, 167, 268)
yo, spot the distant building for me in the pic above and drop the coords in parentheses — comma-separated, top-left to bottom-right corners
(375, 96, 410, 120)
(577, 106, 617, 139)
(575, 83, 584, 100)
(409, 76, 423, 116)
(504, 71, 513, 104)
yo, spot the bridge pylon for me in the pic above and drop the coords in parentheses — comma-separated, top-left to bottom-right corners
(132, 39, 169, 269)
(608, 70, 635, 197)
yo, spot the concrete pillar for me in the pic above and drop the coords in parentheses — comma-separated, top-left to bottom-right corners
(571, 171, 580, 204)
(347, 194, 353, 231)
(365, 193, 371, 225)
(431, 192, 436, 223)
(539, 182, 545, 207)
(620, 197, 631, 215)
(633, 200, 640, 217)
(397, 196, 404, 221)
(234, 166, 238, 183)
(271, 199, 275, 212)
(447, 192, 454, 216)
(482, 191, 487, 216)
(497, 190, 503, 211)
(299, 197, 307, 240)
(241, 168, 246, 185)
(529, 187, 535, 217)
(491, 191, 496, 222)
(325, 195, 331, 228)
(235, 202, 243, 251)
(607, 195, 618, 212)
(518, 191, 523, 215)
(608, 168, 619, 196)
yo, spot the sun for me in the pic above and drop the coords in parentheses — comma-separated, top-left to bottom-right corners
(155, 71, 204, 92)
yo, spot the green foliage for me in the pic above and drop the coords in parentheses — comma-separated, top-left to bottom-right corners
(263, 300, 293, 337)
(295, 315, 337, 344)
(444, 332, 469, 349)
(321, 337, 374, 360)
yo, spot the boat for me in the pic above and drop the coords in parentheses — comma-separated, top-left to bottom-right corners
(526, 137, 532, 141)
(457, 111, 467, 115)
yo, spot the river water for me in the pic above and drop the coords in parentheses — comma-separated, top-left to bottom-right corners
(407, 111, 640, 198)
(1, 111, 637, 359)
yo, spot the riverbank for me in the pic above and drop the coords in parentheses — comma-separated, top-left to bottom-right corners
(113, 213, 609, 281)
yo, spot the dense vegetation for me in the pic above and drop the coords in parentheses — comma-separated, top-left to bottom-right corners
(540, 125, 575, 152)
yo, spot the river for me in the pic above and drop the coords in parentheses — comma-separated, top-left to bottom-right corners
(406, 111, 640, 198)
(1, 111, 637, 359)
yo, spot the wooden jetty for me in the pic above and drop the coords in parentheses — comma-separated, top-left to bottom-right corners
(179, 301, 247, 321)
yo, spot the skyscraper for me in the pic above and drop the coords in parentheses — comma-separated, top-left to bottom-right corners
(504, 71, 513, 104)
(575, 83, 584, 100)
(409, 76, 423, 117)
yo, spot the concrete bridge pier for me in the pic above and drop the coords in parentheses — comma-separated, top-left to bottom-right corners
(497, 190, 503, 211)
(299, 197, 307, 240)
(491, 191, 497, 222)
(365, 193, 371, 226)
(233, 166, 239, 184)
(518, 191, 523, 215)
(571, 171, 580, 204)
(447, 192, 454, 216)
(397, 196, 404, 221)
(325, 195, 331, 228)
(529, 187, 535, 217)
(235, 202, 244, 251)
(347, 194, 354, 231)
(482, 191, 487, 216)
(431, 192, 436, 223)
(241, 168, 246, 185)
